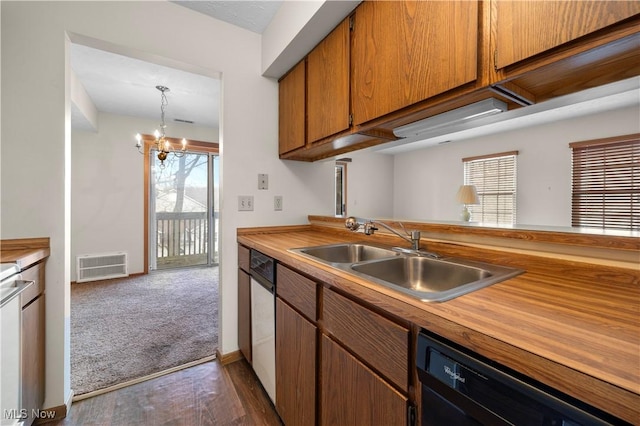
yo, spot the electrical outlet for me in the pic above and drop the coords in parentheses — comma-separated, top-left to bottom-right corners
(258, 174, 268, 190)
(274, 195, 283, 211)
(238, 195, 254, 211)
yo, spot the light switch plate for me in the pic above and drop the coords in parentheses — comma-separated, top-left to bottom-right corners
(238, 195, 254, 211)
(258, 174, 268, 190)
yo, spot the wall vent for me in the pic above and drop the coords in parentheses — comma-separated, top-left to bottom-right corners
(76, 252, 128, 283)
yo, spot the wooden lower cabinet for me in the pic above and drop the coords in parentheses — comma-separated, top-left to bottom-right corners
(276, 298, 316, 425)
(323, 288, 409, 391)
(20, 261, 46, 426)
(267, 262, 412, 425)
(21, 296, 45, 426)
(320, 335, 408, 426)
(237, 268, 251, 363)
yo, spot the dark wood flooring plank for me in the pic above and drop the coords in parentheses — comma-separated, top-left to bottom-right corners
(48, 360, 280, 426)
(225, 360, 282, 426)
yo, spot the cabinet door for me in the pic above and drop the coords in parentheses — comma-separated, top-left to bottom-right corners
(495, 1, 640, 69)
(22, 295, 45, 426)
(352, 0, 478, 126)
(279, 60, 306, 155)
(307, 18, 351, 143)
(238, 268, 251, 363)
(276, 299, 316, 426)
(321, 335, 407, 426)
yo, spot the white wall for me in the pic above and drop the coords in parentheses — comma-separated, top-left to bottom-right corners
(71, 113, 218, 282)
(1, 1, 334, 410)
(392, 105, 640, 226)
(344, 151, 394, 218)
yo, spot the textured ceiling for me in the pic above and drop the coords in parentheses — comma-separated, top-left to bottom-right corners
(171, 0, 283, 34)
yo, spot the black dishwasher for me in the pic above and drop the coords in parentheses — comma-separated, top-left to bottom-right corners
(417, 330, 628, 426)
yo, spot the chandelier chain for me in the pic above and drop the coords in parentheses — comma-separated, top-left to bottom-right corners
(134, 85, 187, 166)
(159, 87, 169, 137)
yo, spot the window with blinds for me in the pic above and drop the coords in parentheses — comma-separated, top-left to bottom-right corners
(463, 151, 518, 225)
(570, 134, 639, 231)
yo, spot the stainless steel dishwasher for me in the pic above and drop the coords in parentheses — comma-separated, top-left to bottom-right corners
(417, 329, 628, 425)
(249, 249, 276, 404)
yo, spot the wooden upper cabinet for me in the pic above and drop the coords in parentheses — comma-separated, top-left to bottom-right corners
(307, 17, 351, 143)
(495, 1, 640, 69)
(352, 0, 479, 126)
(279, 60, 306, 155)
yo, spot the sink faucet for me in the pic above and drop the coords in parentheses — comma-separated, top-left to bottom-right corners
(345, 217, 422, 250)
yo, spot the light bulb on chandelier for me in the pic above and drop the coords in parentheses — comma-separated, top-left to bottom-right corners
(134, 85, 187, 166)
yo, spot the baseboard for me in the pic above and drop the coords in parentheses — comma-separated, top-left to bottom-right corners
(72, 354, 217, 402)
(217, 349, 244, 365)
(34, 390, 74, 424)
(70, 272, 146, 286)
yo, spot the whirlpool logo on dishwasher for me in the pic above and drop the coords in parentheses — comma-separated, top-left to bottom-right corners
(444, 365, 466, 383)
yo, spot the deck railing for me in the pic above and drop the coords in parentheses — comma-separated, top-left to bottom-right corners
(156, 211, 217, 268)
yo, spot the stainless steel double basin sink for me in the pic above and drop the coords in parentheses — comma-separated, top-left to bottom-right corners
(289, 243, 523, 302)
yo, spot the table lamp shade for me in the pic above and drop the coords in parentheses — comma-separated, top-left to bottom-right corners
(457, 185, 479, 205)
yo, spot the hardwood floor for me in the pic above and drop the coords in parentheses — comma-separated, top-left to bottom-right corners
(49, 359, 282, 426)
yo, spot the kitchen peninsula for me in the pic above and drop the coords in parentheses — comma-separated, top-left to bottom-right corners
(238, 217, 639, 424)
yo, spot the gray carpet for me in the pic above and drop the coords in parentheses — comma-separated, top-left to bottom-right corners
(71, 266, 218, 395)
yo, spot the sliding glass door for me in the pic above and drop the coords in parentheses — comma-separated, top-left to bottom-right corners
(149, 151, 218, 270)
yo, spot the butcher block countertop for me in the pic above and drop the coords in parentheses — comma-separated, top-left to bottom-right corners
(0, 237, 50, 269)
(238, 222, 640, 424)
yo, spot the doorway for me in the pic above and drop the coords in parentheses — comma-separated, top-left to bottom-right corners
(69, 40, 222, 398)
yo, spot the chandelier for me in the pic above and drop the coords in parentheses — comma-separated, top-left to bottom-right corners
(135, 85, 187, 165)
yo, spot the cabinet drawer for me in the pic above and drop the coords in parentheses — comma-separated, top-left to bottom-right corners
(238, 244, 250, 273)
(20, 262, 45, 308)
(277, 265, 317, 322)
(323, 289, 408, 391)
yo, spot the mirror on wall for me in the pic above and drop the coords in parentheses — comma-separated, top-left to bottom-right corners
(344, 96, 639, 236)
(335, 160, 348, 217)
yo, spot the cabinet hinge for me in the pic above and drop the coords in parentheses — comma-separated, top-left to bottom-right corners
(494, 49, 498, 71)
(349, 15, 354, 31)
(407, 404, 416, 426)
(349, 114, 353, 126)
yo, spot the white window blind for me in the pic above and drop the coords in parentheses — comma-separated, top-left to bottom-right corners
(463, 151, 518, 225)
(570, 134, 639, 230)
